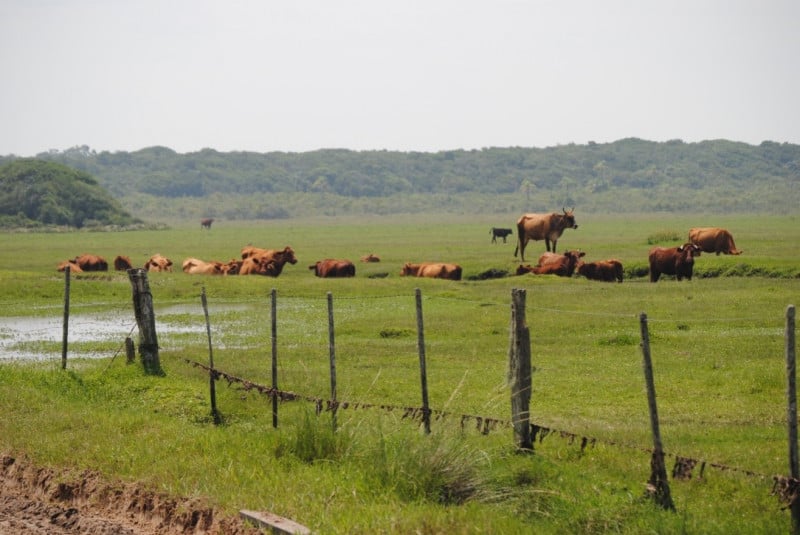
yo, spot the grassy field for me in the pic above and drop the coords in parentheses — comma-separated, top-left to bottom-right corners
(1, 212, 799, 533)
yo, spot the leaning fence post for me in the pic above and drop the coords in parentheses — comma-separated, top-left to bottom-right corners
(61, 265, 70, 370)
(201, 287, 221, 425)
(327, 292, 338, 432)
(639, 312, 675, 511)
(786, 304, 799, 533)
(509, 288, 532, 451)
(127, 268, 162, 375)
(415, 288, 431, 434)
(271, 289, 279, 429)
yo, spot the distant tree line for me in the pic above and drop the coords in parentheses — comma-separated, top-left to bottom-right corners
(1, 138, 798, 221)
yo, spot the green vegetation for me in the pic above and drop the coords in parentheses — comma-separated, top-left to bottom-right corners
(0, 159, 143, 229)
(1, 138, 797, 222)
(1, 214, 799, 533)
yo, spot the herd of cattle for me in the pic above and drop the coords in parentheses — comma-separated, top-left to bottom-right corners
(54, 211, 742, 283)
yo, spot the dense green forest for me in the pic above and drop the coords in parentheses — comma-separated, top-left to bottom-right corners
(0, 160, 142, 229)
(1, 138, 798, 223)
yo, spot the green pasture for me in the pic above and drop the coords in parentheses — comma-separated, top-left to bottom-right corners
(1, 212, 799, 533)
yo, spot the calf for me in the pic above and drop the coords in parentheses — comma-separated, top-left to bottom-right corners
(576, 259, 623, 283)
(490, 227, 513, 244)
(648, 243, 701, 282)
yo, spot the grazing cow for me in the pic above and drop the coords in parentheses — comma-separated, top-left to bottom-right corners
(522, 250, 585, 277)
(114, 255, 133, 271)
(57, 260, 83, 273)
(688, 227, 742, 255)
(201, 218, 214, 229)
(400, 262, 462, 281)
(576, 259, 624, 283)
(360, 253, 381, 263)
(239, 246, 297, 276)
(144, 254, 173, 272)
(648, 243, 701, 282)
(70, 254, 108, 272)
(182, 258, 224, 275)
(490, 227, 514, 244)
(514, 208, 578, 261)
(309, 259, 356, 278)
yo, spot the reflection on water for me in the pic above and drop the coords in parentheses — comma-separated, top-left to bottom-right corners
(0, 309, 208, 361)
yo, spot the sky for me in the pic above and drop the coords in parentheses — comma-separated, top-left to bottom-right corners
(1, 0, 799, 156)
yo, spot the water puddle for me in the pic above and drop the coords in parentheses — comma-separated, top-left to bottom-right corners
(0, 306, 236, 361)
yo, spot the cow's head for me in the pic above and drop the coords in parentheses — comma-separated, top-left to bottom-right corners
(279, 246, 298, 265)
(561, 207, 578, 229)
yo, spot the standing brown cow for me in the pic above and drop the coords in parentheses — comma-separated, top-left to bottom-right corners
(514, 208, 578, 261)
(648, 244, 701, 282)
(688, 227, 742, 255)
(201, 218, 214, 229)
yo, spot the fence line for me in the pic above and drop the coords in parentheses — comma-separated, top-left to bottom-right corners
(183, 358, 783, 485)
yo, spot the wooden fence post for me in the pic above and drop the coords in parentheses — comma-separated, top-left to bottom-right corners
(639, 312, 675, 511)
(61, 265, 70, 370)
(327, 292, 338, 431)
(201, 287, 221, 425)
(127, 268, 162, 375)
(786, 304, 799, 533)
(271, 289, 278, 429)
(415, 288, 431, 434)
(509, 288, 532, 451)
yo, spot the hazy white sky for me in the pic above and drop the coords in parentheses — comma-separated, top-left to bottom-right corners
(2, 0, 798, 156)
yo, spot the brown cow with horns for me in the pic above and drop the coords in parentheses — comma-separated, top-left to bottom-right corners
(514, 208, 578, 262)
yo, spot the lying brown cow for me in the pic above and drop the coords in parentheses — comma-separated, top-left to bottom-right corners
(518, 250, 585, 277)
(400, 262, 462, 281)
(648, 243, 701, 282)
(239, 246, 297, 277)
(71, 254, 108, 272)
(576, 259, 623, 283)
(182, 258, 224, 275)
(56, 260, 83, 273)
(688, 227, 742, 255)
(309, 259, 356, 278)
(514, 208, 578, 261)
(360, 254, 381, 263)
(113, 255, 133, 271)
(144, 254, 173, 272)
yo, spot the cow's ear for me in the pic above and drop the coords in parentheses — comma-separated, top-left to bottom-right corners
(578, 251, 586, 257)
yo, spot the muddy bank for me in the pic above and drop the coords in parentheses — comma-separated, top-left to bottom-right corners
(0, 453, 262, 534)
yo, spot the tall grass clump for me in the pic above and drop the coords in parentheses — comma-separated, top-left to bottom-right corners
(363, 426, 492, 505)
(274, 409, 353, 464)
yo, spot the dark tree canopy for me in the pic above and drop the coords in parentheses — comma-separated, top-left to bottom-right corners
(1, 138, 798, 220)
(0, 159, 142, 228)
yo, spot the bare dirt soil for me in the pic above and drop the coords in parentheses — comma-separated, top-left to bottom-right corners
(0, 454, 263, 534)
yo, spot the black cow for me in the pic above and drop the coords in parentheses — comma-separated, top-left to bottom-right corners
(491, 227, 514, 244)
